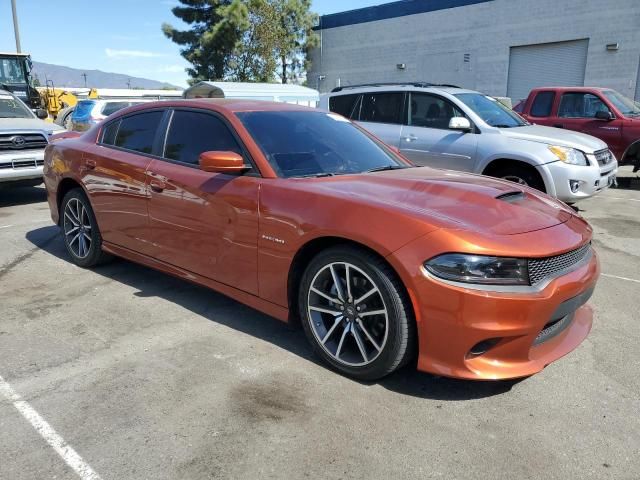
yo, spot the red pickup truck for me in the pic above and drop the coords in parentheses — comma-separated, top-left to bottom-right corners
(515, 87, 640, 169)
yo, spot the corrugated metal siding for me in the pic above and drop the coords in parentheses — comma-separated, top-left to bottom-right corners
(507, 39, 589, 102)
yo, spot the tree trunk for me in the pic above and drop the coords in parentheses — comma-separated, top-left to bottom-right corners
(281, 56, 287, 84)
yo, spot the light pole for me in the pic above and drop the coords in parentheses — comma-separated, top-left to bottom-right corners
(11, 0, 22, 53)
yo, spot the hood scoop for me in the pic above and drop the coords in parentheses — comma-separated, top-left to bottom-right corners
(496, 190, 526, 203)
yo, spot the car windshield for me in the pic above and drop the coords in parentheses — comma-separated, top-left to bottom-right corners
(602, 90, 640, 116)
(455, 93, 527, 128)
(0, 93, 33, 118)
(236, 110, 408, 178)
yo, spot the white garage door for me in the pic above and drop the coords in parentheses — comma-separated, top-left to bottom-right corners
(636, 56, 640, 102)
(507, 39, 589, 102)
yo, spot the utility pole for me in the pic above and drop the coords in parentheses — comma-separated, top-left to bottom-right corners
(11, 0, 22, 53)
(81, 73, 87, 87)
(126, 78, 131, 89)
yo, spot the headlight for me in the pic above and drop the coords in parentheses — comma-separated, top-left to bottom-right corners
(424, 254, 529, 285)
(548, 145, 589, 166)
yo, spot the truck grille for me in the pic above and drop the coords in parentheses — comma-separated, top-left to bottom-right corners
(528, 242, 592, 285)
(594, 149, 614, 167)
(0, 133, 48, 151)
(0, 158, 44, 169)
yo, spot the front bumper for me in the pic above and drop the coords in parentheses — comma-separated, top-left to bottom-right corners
(0, 150, 45, 183)
(542, 158, 618, 202)
(390, 223, 599, 380)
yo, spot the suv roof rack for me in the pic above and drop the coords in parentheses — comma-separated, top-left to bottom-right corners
(330, 82, 461, 93)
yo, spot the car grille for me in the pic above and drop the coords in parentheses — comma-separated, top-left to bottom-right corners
(0, 133, 48, 151)
(594, 149, 614, 167)
(528, 242, 592, 285)
(0, 158, 44, 170)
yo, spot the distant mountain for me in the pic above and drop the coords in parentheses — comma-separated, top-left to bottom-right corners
(31, 61, 181, 90)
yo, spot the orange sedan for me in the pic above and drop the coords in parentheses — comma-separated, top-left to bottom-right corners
(43, 100, 599, 381)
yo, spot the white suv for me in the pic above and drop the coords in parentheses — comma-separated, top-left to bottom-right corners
(0, 89, 64, 188)
(320, 83, 617, 202)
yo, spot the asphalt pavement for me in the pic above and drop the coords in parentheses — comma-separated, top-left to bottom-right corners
(1, 168, 639, 480)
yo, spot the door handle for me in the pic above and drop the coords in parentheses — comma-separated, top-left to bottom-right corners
(149, 179, 166, 193)
(403, 134, 418, 142)
(85, 158, 96, 169)
(553, 124, 564, 128)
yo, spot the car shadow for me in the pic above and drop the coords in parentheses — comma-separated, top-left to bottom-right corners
(613, 176, 640, 191)
(26, 225, 520, 401)
(0, 185, 47, 207)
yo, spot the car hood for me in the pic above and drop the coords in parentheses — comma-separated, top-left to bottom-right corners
(499, 124, 607, 153)
(0, 117, 64, 135)
(315, 168, 574, 235)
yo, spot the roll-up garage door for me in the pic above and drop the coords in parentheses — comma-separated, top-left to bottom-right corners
(507, 39, 589, 102)
(635, 56, 640, 101)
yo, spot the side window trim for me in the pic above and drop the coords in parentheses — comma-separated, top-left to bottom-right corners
(96, 108, 167, 159)
(159, 107, 261, 176)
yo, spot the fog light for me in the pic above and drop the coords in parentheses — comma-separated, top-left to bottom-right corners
(467, 338, 501, 357)
(569, 180, 583, 193)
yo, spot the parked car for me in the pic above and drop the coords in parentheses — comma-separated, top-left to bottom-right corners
(44, 100, 599, 381)
(70, 99, 151, 131)
(517, 86, 640, 170)
(0, 89, 64, 188)
(321, 83, 617, 203)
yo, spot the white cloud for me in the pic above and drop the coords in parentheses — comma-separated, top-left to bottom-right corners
(105, 48, 165, 58)
(158, 65, 186, 73)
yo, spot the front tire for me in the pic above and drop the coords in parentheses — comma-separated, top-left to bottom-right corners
(493, 165, 546, 192)
(61, 189, 110, 267)
(299, 246, 415, 381)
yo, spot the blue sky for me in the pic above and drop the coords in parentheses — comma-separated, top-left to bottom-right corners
(0, 0, 381, 87)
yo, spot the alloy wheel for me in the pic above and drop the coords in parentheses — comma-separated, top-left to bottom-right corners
(307, 262, 389, 367)
(63, 197, 92, 258)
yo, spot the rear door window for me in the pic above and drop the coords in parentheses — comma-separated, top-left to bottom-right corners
(164, 110, 243, 165)
(358, 92, 404, 124)
(101, 120, 120, 145)
(101, 102, 131, 116)
(530, 91, 555, 117)
(329, 94, 360, 119)
(114, 111, 163, 154)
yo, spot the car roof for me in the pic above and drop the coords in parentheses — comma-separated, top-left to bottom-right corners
(119, 98, 316, 115)
(530, 86, 611, 92)
(327, 84, 478, 96)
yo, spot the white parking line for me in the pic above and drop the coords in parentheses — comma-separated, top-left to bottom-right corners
(602, 273, 640, 284)
(0, 224, 14, 229)
(0, 374, 103, 480)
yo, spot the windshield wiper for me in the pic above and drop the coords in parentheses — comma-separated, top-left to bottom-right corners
(365, 165, 406, 173)
(492, 124, 519, 128)
(296, 172, 335, 178)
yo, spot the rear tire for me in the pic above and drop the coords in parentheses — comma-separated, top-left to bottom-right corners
(492, 165, 546, 192)
(60, 189, 110, 268)
(298, 245, 415, 381)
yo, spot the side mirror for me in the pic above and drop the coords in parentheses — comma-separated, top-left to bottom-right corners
(199, 151, 249, 174)
(595, 110, 614, 121)
(35, 108, 48, 119)
(449, 116, 472, 131)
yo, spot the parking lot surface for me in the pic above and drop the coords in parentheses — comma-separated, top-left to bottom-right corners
(1, 173, 639, 480)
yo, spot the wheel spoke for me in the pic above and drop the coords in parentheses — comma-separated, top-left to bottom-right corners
(309, 306, 342, 316)
(310, 286, 342, 305)
(65, 225, 79, 235)
(354, 287, 378, 305)
(79, 234, 86, 256)
(335, 324, 350, 359)
(64, 211, 79, 227)
(359, 309, 386, 317)
(356, 319, 381, 352)
(70, 232, 81, 246)
(345, 264, 352, 300)
(83, 232, 92, 242)
(321, 316, 343, 344)
(329, 264, 345, 301)
(351, 325, 368, 362)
